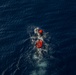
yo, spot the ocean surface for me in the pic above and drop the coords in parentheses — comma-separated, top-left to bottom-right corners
(0, 0, 76, 75)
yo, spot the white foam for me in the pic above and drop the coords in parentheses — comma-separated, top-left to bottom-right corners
(37, 61, 47, 68)
(34, 27, 39, 34)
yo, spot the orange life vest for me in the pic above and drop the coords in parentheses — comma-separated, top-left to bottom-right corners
(36, 40, 43, 48)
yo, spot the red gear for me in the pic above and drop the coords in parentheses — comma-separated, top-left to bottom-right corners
(38, 29, 43, 35)
(36, 40, 43, 48)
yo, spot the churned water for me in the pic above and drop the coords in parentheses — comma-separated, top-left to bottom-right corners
(0, 0, 76, 75)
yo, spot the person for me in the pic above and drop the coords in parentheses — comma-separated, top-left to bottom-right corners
(34, 27, 44, 48)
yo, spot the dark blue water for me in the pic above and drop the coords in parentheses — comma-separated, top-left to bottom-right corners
(0, 0, 76, 75)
